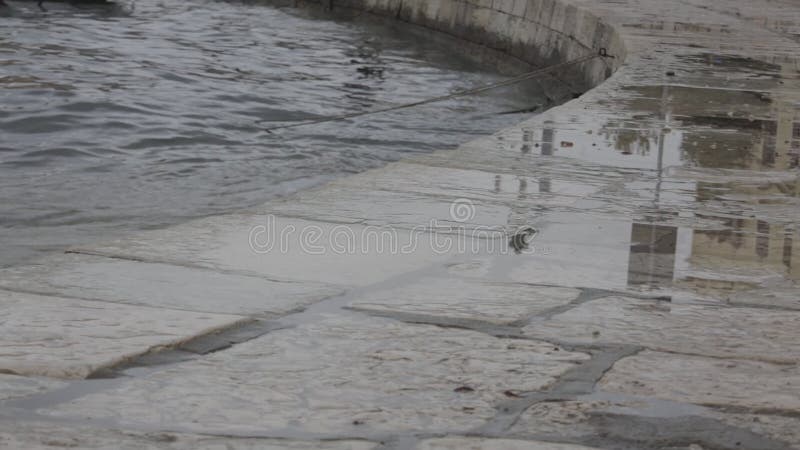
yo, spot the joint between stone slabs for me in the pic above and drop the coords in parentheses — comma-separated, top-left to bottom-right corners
(718, 300, 800, 313)
(0, 410, 390, 449)
(0, 285, 282, 319)
(87, 319, 287, 379)
(632, 346, 800, 367)
(343, 307, 525, 337)
(583, 412, 794, 450)
(545, 345, 643, 396)
(471, 344, 642, 436)
(711, 405, 800, 419)
(502, 411, 794, 450)
(64, 248, 346, 289)
(513, 287, 670, 328)
(519, 287, 618, 324)
(347, 305, 653, 360)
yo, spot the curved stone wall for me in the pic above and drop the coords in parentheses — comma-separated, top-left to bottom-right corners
(331, 0, 625, 94)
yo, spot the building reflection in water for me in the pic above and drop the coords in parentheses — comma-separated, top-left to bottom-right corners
(627, 218, 799, 291)
(540, 124, 554, 156)
(622, 58, 799, 292)
(627, 223, 677, 287)
(505, 56, 798, 296)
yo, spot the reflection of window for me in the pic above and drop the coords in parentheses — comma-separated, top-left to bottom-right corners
(541, 128, 554, 156)
(614, 129, 651, 155)
(522, 129, 533, 154)
(703, 218, 746, 249)
(762, 140, 776, 166)
(783, 230, 793, 269)
(627, 223, 677, 287)
(757, 221, 770, 259)
(762, 121, 777, 167)
(539, 178, 551, 193)
(793, 122, 800, 139)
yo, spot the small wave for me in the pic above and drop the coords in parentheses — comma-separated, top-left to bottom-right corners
(19, 147, 98, 159)
(162, 157, 225, 164)
(57, 101, 154, 115)
(121, 135, 239, 150)
(0, 75, 73, 91)
(0, 114, 80, 133)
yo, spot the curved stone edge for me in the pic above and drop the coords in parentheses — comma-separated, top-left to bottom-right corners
(306, 0, 625, 93)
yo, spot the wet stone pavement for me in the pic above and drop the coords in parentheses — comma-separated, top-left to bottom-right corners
(1, 0, 800, 449)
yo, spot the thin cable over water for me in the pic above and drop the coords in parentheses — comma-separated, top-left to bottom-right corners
(262, 52, 605, 133)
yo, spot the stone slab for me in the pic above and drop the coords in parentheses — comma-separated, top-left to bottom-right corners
(511, 399, 625, 440)
(476, 212, 636, 291)
(0, 290, 246, 378)
(348, 277, 580, 325)
(522, 296, 800, 363)
(598, 351, 800, 410)
(0, 422, 377, 450)
(44, 315, 589, 434)
(75, 214, 460, 287)
(416, 437, 600, 449)
(427, 213, 646, 294)
(0, 253, 341, 317)
(728, 282, 800, 311)
(510, 399, 800, 449)
(263, 180, 514, 232)
(0, 374, 66, 402)
(304, 162, 598, 208)
(719, 413, 800, 449)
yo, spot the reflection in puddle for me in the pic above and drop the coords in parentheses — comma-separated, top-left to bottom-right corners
(684, 53, 782, 75)
(627, 218, 797, 293)
(489, 209, 796, 300)
(478, 54, 799, 301)
(627, 223, 677, 287)
(509, 54, 799, 171)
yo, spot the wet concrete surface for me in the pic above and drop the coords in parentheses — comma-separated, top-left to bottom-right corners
(1, 0, 800, 448)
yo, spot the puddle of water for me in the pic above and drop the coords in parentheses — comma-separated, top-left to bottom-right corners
(442, 62, 799, 299)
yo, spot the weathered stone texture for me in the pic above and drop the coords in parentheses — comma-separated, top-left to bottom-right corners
(44, 316, 588, 434)
(0, 290, 246, 378)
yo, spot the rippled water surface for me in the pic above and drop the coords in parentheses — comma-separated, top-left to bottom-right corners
(0, 0, 544, 267)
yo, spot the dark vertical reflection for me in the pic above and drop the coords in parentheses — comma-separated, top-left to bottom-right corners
(627, 223, 677, 287)
(541, 125, 554, 156)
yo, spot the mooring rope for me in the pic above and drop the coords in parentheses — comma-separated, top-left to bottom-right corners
(262, 50, 612, 133)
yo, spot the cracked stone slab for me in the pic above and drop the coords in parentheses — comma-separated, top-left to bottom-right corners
(599, 351, 800, 411)
(522, 296, 800, 363)
(510, 399, 800, 449)
(348, 277, 580, 325)
(0, 290, 247, 379)
(0, 422, 377, 450)
(75, 214, 459, 287)
(415, 437, 600, 449)
(44, 315, 589, 434)
(0, 374, 66, 402)
(0, 253, 341, 317)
